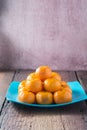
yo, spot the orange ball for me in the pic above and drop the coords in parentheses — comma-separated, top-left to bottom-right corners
(61, 81, 72, 93)
(25, 79, 43, 93)
(54, 90, 72, 104)
(18, 80, 26, 89)
(27, 72, 39, 80)
(36, 91, 53, 104)
(44, 78, 61, 92)
(18, 91, 35, 104)
(35, 66, 52, 81)
(51, 72, 61, 81)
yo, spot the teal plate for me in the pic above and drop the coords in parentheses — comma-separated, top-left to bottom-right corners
(6, 81, 87, 107)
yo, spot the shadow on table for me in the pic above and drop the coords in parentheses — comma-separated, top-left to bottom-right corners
(11, 101, 86, 116)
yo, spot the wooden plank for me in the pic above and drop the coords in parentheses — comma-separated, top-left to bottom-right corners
(0, 71, 87, 130)
(14, 70, 33, 81)
(76, 71, 87, 94)
(59, 71, 77, 82)
(76, 70, 87, 117)
(59, 71, 87, 130)
(0, 102, 64, 130)
(76, 70, 87, 129)
(0, 71, 14, 111)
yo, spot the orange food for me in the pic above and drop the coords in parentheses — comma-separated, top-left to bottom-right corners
(25, 79, 43, 93)
(61, 81, 67, 86)
(36, 91, 53, 104)
(35, 66, 52, 81)
(61, 81, 72, 93)
(18, 66, 72, 105)
(44, 78, 61, 92)
(18, 80, 26, 89)
(18, 91, 35, 104)
(54, 90, 72, 104)
(27, 72, 39, 80)
(51, 72, 61, 81)
(18, 87, 29, 94)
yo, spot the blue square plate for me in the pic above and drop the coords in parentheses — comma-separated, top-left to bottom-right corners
(6, 81, 87, 107)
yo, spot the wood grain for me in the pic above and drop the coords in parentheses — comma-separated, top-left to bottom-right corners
(59, 71, 87, 130)
(14, 70, 33, 81)
(0, 71, 87, 130)
(0, 71, 14, 111)
(76, 71, 87, 94)
(76, 71, 87, 129)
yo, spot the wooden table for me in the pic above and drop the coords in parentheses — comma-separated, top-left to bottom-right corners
(0, 70, 87, 130)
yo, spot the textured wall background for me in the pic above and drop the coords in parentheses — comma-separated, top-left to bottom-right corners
(0, 0, 87, 70)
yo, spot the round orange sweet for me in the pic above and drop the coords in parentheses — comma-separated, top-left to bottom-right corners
(18, 91, 35, 104)
(36, 91, 53, 104)
(27, 72, 39, 80)
(54, 90, 72, 104)
(18, 80, 26, 89)
(61, 81, 67, 85)
(18, 87, 29, 94)
(61, 81, 72, 93)
(51, 72, 61, 81)
(35, 66, 52, 81)
(25, 79, 43, 93)
(44, 78, 61, 92)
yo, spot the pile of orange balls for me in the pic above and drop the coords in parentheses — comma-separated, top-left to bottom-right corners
(18, 66, 72, 104)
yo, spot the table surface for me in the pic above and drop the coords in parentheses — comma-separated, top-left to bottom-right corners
(0, 70, 87, 130)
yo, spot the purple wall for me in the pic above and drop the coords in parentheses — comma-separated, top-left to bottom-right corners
(0, 0, 87, 70)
